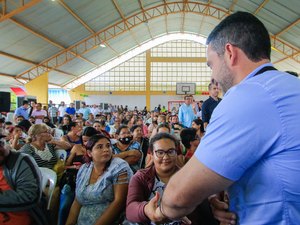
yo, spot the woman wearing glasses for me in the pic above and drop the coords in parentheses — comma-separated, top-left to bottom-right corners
(145, 123, 185, 168)
(126, 132, 181, 224)
(126, 132, 217, 225)
(20, 123, 70, 169)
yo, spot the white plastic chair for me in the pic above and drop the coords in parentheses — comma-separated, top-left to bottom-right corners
(39, 167, 57, 210)
(55, 149, 67, 162)
(53, 128, 63, 140)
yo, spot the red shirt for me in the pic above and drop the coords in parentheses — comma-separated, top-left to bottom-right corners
(0, 166, 31, 225)
(185, 150, 194, 161)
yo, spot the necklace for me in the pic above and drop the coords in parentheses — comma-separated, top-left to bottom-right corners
(92, 167, 104, 178)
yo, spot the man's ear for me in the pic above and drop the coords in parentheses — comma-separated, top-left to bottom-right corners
(224, 43, 238, 66)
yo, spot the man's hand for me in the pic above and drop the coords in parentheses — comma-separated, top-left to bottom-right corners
(145, 192, 191, 224)
(192, 101, 196, 110)
(209, 194, 236, 225)
(144, 192, 166, 223)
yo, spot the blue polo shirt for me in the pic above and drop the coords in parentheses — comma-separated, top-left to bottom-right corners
(66, 107, 76, 115)
(196, 63, 300, 224)
(14, 106, 29, 120)
(178, 103, 196, 128)
(77, 107, 91, 120)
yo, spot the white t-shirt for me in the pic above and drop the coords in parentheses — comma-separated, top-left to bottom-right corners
(31, 110, 47, 124)
(58, 106, 67, 117)
(90, 107, 101, 116)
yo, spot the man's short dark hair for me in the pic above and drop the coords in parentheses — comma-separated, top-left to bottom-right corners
(18, 120, 31, 132)
(184, 95, 193, 100)
(23, 100, 29, 105)
(207, 11, 271, 62)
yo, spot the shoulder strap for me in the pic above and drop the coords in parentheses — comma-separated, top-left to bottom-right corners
(253, 66, 277, 77)
(4, 152, 20, 188)
(5, 152, 41, 193)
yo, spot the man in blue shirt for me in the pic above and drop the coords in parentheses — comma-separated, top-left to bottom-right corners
(65, 102, 76, 118)
(178, 95, 197, 128)
(14, 100, 29, 122)
(149, 12, 300, 225)
(77, 102, 91, 120)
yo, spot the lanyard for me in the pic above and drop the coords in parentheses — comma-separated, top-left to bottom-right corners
(253, 66, 277, 77)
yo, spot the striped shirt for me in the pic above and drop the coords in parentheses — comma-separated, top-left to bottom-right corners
(20, 143, 57, 169)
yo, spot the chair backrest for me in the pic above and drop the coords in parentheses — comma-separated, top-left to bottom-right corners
(53, 128, 63, 140)
(55, 149, 67, 162)
(39, 167, 57, 210)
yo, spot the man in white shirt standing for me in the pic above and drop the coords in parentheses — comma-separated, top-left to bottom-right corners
(58, 101, 67, 124)
(90, 104, 101, 117)
(31, 103, 47, 124)
(48, 103, 58, 124)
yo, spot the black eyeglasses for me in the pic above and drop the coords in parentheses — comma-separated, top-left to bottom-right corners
(154, 149, 177, 158)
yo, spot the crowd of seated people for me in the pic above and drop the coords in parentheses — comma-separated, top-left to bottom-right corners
(0, 100, 232, 225)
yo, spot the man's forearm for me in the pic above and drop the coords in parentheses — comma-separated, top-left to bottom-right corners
(160, 173, 197, 219)
(159, 157, 233, 220)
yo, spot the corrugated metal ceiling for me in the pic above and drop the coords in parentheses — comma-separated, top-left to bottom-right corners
(0, 0, 299, 88)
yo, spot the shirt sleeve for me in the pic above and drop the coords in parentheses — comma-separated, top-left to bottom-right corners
(178, 106, 183, 123)
(196, 83, 283, 181)
(112, 159, 133, 185)
(130, 141, 141, 151)
(14, 108, 20, 116)
(126, 170, 150, 223)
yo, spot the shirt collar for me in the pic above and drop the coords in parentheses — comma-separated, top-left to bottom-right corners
(243, 62, 274, 82)
(223, 62, 274, 98)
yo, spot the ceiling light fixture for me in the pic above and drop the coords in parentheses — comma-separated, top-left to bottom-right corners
(96, 36, 106, 48)
(271, 46, 280, 53)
